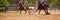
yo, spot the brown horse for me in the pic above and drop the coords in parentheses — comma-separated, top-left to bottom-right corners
(35, 2, 50, 15)
(24, 5, 32, 14)
(18, 2, 32, 14)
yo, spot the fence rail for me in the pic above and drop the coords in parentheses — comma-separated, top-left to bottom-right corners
(0, 4, 60, 12)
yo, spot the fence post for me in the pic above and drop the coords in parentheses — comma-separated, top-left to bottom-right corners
(4, 4, 6, 12)
(15, 0, 18, 12)
(35, 0, 38, 11)
(16, 4, 18, 12)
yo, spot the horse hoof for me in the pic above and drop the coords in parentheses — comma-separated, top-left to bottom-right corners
(46, 13, 50, 15)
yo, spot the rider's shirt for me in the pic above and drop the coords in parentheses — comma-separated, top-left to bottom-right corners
(41, 0, 44, 6)
(22, 0, 24, 7)
(41, 0, 45, 9)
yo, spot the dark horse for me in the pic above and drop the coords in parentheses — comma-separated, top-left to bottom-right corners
(18, 2, 31, 14)
(35, 2, 50, 15)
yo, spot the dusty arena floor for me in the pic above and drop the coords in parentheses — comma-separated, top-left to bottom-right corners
(0, 10, 60, 20)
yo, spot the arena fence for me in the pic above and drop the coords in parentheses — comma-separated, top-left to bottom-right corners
(0, 4, 60, 12)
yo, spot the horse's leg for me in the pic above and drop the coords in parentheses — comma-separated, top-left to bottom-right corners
(46, 8, 48, 13)
(28, 10, 31, 15)
(35, 9, 38, 13)
(44, 8, 50, 15)
(38, 10, 41, 15)
(25, 10, 27, 14)
(44, 9, 47, 13)
(20, 10, 21, 14)
(45, 8, 50, 15)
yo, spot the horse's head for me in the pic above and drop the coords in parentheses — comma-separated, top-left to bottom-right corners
(18, 1, 23, 8)
(38, 2, 41, 5)
(18, 2, 22, 6)
(44, 4, 49, 8)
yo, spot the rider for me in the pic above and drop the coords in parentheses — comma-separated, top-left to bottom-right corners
(22, 0, 24, 10)
(41, 0, 45, 9)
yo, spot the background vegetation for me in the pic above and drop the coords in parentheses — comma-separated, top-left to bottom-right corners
(0, 0, 60, 12)
(0, 0, 10, 12)
(50, 0, 60, 6)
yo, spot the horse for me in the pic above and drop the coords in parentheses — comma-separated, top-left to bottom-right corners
(24, 5, 32, 14)
(18, 2, 32, 14)
(35, 2, 50, 15)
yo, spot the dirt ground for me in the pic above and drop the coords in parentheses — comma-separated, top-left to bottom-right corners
(0, 10, 60, 20)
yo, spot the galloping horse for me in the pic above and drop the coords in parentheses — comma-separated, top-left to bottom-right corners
(35, 2, 50, 15)
(18, 2, 32, 14)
